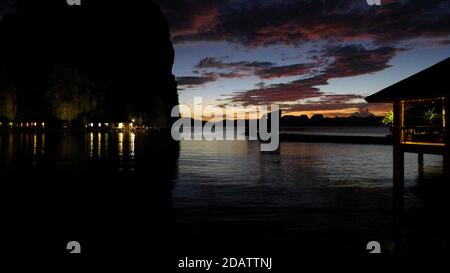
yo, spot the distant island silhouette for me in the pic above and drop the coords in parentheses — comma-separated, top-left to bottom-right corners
(178, 114, 384, 128)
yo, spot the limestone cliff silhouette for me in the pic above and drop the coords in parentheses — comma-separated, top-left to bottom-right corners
(0, 0, 178, 128)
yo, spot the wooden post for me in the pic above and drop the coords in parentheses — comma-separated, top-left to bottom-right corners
(444, 97, 450, 177)
(418, 152, 424, 179)
(392, 100, 404, 253)
(445, 154, 449, 177)
(393, 100, 404, 189)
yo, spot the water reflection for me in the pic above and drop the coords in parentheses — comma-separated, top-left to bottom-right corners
(1, 130, 179, 256)
(0, 131, 151, 176)
(89, 132, 94, 158)
(104, 133, 108, 157)
(41, 133, 45, 154)
(19, 132, 46, 159)
(33, 134, 37, 157)
(85, 131, 136, 162)
(173, 140, 449, 254)
(97, 132, 102, 159)
(118, 132, 124, 157)
(2, 130, 448, 254)
(130, 132, 135, 157)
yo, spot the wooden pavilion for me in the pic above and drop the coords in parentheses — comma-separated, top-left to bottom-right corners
(366, 57, 450, 187)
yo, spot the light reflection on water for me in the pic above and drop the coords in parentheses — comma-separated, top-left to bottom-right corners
(85, 131, 135, 161)
(1, 131, 444, 200)
(0, 131, 138, 176)
(1, 131, 449, 253)
(118, 132, 124, 157)
(89, 132, 94, 158)
(33, 134, 37, 157)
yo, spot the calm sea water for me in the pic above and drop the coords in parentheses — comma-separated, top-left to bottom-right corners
(1, 128, 449, 256)
(174, 138, 448, 254)
(281, 126, 390, 136)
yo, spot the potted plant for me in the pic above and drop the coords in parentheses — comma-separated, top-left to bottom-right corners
(419, 107, 441, 142)
(423, 107, 440, 125)
(382, 110, 394, 134)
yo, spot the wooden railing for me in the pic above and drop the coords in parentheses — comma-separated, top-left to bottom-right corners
(401, 126, 446, 143)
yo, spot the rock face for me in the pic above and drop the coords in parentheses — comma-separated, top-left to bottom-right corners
(0, 0, 178, 128)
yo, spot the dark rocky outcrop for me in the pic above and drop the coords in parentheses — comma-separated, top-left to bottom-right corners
(0, 0, 178, 128)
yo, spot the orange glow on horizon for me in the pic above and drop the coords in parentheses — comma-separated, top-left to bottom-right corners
(283, 104, 392, 118)
(179, 101, 392, 119)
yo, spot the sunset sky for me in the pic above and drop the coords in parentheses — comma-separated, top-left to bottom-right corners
(155, 0, 450, 117)
(1, 0, 450, 118)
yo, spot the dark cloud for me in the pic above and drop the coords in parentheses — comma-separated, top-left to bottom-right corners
(178, 64, 247, 89)
(217, 71, 248, 79)
(154, 0, 221, 40)
(156, 0, 450, 47)
(227, 45, 401, 106)
(196, 57, 274, 70)
(192, 57, 315, 81)
(255, 63, 316, 79)
(227, 76, 327, 106)
(325, 44, 400, 78)
(176, 75, 217, 88)
(157, 0, 448, 114)
(196, 57, 229, 69)
(180, 44, 399, 101)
